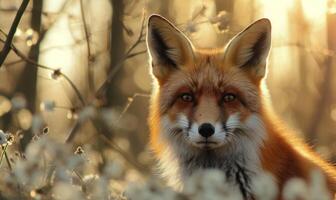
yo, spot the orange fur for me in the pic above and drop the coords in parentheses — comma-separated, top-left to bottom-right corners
(260, 109, 336, 193)
(149, 51, 336, 195)
(146, 15, 336, 199)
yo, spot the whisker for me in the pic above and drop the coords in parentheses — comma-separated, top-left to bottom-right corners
(167, 127, 183, 136)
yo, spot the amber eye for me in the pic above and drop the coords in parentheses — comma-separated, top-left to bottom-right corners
(180, 93, 194, 102)
(223, 93, 236, 103)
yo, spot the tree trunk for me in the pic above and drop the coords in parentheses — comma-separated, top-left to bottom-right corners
(17, 0, 43, 149)
(105, 0, 125, 106)
(306, 11, 335, 143)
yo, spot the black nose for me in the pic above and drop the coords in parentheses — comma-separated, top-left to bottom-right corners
(198, 123, 215, 138)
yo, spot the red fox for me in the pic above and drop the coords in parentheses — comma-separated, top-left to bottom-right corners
(146, 14, 336, 199)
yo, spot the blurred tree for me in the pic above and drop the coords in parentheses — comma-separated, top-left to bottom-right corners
(307, 10, 335, 145)
(287, 1, 312, 140)
(18, 0, 43, 149)
(106, 0, 125, 106)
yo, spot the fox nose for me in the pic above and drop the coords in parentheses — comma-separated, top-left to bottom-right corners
(198, 123, 215, 138)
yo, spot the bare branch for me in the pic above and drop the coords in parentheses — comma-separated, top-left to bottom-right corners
(0, 7, 59, 17)
(95, 11, 146, 99)
(0, 36, 86, 106)
(94, 12, 225, 101)
(0, 0, 30, 67)
(3, 59, 24, 67)
(126, 50, 147, 59)
(117, 93, 150, 123)
(66, 112, 149, 173)
(65, 120, 81, 143)
(79, 0, 94, 93)
(99, 133, 149, 174)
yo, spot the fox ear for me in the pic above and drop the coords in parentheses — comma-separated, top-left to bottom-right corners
(224, 18, 271, 79)
(146, 14, 194, 80)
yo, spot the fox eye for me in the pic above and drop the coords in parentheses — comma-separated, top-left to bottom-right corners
(180, 93, 194, 102)
(222, 93, 236, 103)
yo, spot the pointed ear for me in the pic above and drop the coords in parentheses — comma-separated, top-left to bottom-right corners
(224, 18, 271, 79)
(146, 14, 194, 80)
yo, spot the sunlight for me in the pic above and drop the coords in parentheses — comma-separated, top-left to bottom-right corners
(1, 0, 335, 198)
(255, 0, 294, 40)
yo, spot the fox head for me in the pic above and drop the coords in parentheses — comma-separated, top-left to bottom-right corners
(147, 15, 271, 167)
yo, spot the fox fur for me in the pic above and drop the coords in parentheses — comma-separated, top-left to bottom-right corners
(146, 14, 336, 199)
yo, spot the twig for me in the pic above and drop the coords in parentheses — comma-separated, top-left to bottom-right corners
(98, 133, 149, 174)
(66, 92, 150, 143)
(126, 50, 147, 59)
(73, 169, 84, 183)
(61, 72, 86, 106)
(3, 59, 24, 67)
(65, 120, 81, 143)
(107, 16, 146, 79)
(95, 12, 221, 100)
(3, 148, 12, 171)
(0, 37, 86, 106)
(79, 0, 94, 93)
(65, 108, 149, 173)
(0, 7, 59, 17)
(0, 0, 30, 67)
(0, 144, 12, 170)
(66, 119, 150, 173)
(0, 144, 8, 167)
(117, 93, 150, 123)
(191, 5, 207, 21)
(88, 114, 149, 173)
(67, 93, 149, 143)
(95, 12, 146, 99)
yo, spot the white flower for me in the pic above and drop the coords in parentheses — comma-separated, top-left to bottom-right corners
(0, 130, 7, 145)
(309, 170, 332, 200)
(78, 106, 97, 122)
(54, 167, 73, 183)
(210, 10, 231, 33)
(17, 109, 33, 130)
(81, 175, 110, 199)
(210, 10, 229, 24)
(283, 178, 308, 200)
(13, 160, 29, 184)
(25, 136, 45, 162)
(125, 179, 177, 200)
(103, 161, 124, 179)
(100, 108, 118, 129)
(53, 182, 84, 200)
(11, 95, 26, 110)
(40, 100, 55, 112)
(184, 169, 243, 200)
(0, 95, 12, 117)
(31, 114, 45, 134)
(252, 172, 278, 200)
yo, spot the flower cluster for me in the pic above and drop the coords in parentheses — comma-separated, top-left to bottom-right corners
(0, 132, 333, 200)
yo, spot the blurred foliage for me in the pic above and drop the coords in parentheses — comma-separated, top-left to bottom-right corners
(0, 0, 335, 199)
